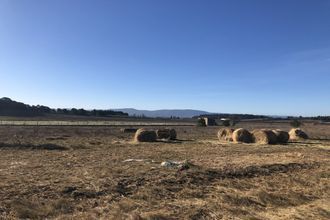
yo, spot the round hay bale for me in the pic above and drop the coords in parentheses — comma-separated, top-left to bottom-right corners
(252, 129, 278, 144)
(156, 129, 171, 139)
(272, 129, 289, 143)
(289, 128, 308, 140)
(232, 128, 252, 143)
(120, 128, 138, 133)
(156, 128, 177, 140)
(217, 128, 234, 142)
(134, 129, 157, 142)
(169, 128, 177, 140)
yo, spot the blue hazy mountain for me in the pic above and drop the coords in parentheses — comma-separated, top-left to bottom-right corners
(113, 108, 211, 118)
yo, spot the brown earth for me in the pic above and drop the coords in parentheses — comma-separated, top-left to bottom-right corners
(0, 121, 329, 219)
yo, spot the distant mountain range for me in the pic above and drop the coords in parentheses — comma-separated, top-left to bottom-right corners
(113, 108, 211, 118)
(0, 97, 207, 118)
(3, 97, 322, 120)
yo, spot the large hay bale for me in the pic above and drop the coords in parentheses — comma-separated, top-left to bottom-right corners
(156, 128, 177, 140)
(169, 128, 177, 140)
(252, 129, 278, 144)
(134, 129, 157, 142)
(120, 128, 138, 133)
(217, 128, 234, 142)
(272, 129, 289, 143)
(289, 128, 308, 140)
(232, 128, 252, 143)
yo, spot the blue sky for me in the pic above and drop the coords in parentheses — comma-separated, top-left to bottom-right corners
(0, 0, 329, 116)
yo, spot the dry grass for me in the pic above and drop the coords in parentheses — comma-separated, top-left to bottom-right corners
(0, 121, 329, 219)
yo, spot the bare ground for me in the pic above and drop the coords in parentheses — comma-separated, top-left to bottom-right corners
(0, 122, 329, 219)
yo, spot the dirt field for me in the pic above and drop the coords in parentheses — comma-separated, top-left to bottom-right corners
(0, 121, 329, 219)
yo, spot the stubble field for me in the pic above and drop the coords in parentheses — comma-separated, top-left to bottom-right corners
(0, 121, 329, 219)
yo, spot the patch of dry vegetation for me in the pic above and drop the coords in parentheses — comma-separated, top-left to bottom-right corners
(0, 121, 329, 219)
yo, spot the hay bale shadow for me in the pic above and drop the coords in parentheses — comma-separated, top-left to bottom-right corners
(310, 138, 330, 141)
(45, 136, 68, 141)
(156, 139, 183, 144)
(0, 142, 69, 150)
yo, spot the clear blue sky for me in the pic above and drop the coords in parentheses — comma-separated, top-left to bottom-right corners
(1, 0, 329, 116)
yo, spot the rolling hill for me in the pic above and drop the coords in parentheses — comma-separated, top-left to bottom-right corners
(113, 108, 211, 118)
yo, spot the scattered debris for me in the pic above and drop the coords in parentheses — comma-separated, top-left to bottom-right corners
(161, 160, 193, 171)
(123, 159, 145, 162)
(122, 158, 157, 163)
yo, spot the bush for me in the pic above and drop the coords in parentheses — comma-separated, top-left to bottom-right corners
(290, 119, 302, 128)
(231, 119, 239, 126)
(196, 118, 206, 127)
(222, 120, 231, 127)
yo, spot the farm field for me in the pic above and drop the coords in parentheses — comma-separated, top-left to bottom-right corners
(0, 120, 194, 126)
(0, 121, 329, 219)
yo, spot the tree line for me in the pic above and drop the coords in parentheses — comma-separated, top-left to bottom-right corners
(0, 97, 128, 117)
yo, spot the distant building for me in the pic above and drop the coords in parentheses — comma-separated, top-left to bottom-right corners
(220, 118, 231, 126)
(203, 117, 217, 126)
(220, 118, 231, 121)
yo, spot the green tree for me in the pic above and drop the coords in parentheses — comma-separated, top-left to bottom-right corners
(290, 119, 302, 128)
(222, 120, 231, 127)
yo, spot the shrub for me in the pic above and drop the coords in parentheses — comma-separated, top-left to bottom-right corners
(231, 119, 239, 126)
(290, 119, 302, 128)
(196, 118, 206, 127)
(222, 120, 231, 127)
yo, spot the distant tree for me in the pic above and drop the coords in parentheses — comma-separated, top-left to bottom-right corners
(0, 97, 128, 117)
(290, 119, 302, 128)
(231, 118, 239, 126)
(197, 118, 206, 127)
(62, 109, 69, 114)
(222, 120, 231, 127)
(315, 116, 330, 122)
(70, 108, 78, 115)
(77, 108, 88, 116)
